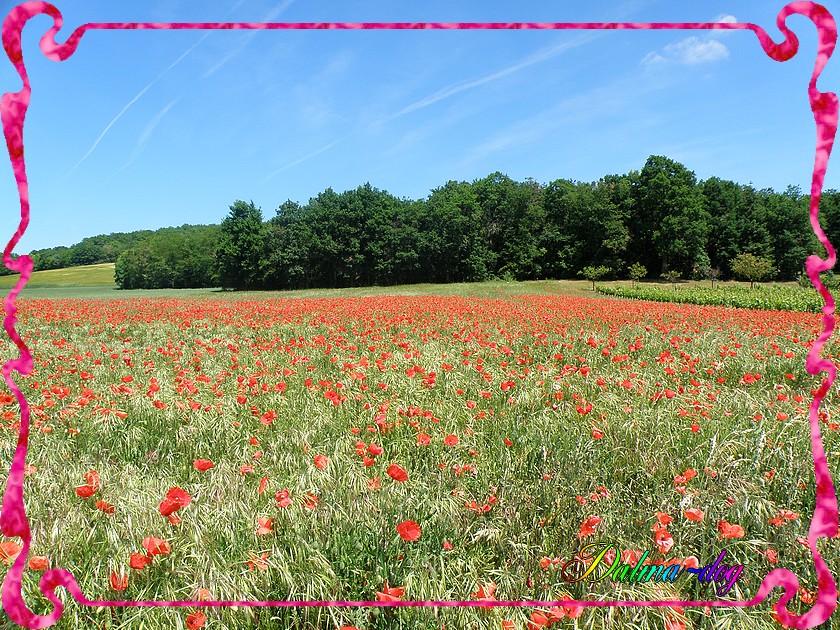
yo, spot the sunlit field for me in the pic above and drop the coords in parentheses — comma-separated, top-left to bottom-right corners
(0, 289, 838, 629)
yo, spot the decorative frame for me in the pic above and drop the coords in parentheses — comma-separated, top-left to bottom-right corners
(0, 2, 838, 628)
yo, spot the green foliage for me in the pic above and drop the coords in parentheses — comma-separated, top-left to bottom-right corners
(731, 252, 776, 289)
(661, 270, 682, 289)
(29, 153, 827, 291)
(216, 200, 266, 290)
(628, 262, 646, 288)
(114, 226, 220, 289)
(596, 283, 822, 312)
(798, 269, 840, 290)
(578, 265, 611, 290)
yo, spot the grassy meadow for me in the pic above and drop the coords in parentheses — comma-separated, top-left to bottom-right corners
(0, 273, 837, 629)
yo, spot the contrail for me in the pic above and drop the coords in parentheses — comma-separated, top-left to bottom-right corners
(56, 32, 211, 185)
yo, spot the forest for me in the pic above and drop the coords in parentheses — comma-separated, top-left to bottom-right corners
(16, 155, 839, 290)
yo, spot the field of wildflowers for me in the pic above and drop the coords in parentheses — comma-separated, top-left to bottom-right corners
(0, 292, 838, 629)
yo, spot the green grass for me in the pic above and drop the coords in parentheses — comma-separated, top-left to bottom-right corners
(0, 263, 117, 288)
(595, 282, 826, 313)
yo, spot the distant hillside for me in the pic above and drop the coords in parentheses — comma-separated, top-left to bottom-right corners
(0, 224, 219, 276)
(0, 263, 116, 287)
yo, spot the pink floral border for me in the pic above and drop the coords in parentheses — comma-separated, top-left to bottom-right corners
(0, 2, 837, 628)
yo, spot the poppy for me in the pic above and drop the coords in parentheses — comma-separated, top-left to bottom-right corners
(28, 556, 48, 571)
(471, 582, 497, 601)
(529, 611, 550, 629)
(186, 610, 206, 630)
(314, 454, 330, 470)
(129, 553, 152, 570)
(387, 464, 408, 482)
(717, 520, 745, 539)
(95, 500, 115, 514)
(75, 485, 97, 498)
(193, 459, 214, 471)
(159, 487, 191, 517)
(256, 517, 274, 535)
(684, 508, 704, 521)
(396, 520, 421, 542)
(0, 541, 22, 565)
(375, 581, 405, 602)
(417, 433, 431, 446)
(84, 470, 101, 489)
(109, 571, 129, 590)
(142, 536, 171, 556)
(444, 434, 459, 447)
(654, 528, 674, 555)
(246, 552, 269, 571)
(275, 490, 292, 508)
(578, 516, 602, 539)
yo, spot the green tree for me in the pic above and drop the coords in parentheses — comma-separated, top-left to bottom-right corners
(731, 252, 775, 288)
(579, 265, 610, 290)
(217, 200, 266, 290)
(628, 262, 646, 288)
(632, 156, 709, 276)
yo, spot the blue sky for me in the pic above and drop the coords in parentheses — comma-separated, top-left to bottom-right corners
(1, 0, 840, 252)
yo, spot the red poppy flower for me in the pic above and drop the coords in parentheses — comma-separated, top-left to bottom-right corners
(368, 443, 383, 456)
(472, 582, 497, 601)
(314, 454, 330, 470)
(193, 459, 214, 471)
(275, 490, 292, 508)
(444, 434, 459, 447)
(375, 581, 405, 602)
(417, 433, 431, 446)
(396, 520, 421, 542)
(84, 470, 101, 489)
(142, 536, 171, 556)
(529, 611, 550, 629)
(246, 552, 269, 571)
(109, 571, 128, 590)
(578, 516, 602, 539)
(654, 528, 674, 555)
(387, 464, 408, 482)
(75, 485, 97, 498)
(159, 487, 191, 517)
(684, 508, 704, 521)
(129, 552, 152, 570)
(717, 520, 745, 539)
(186, 610, 206, 629)
(654, 511, 674, 527)
(0, 541, 21, 566)
(96, 500, 115, 515)
(28, 556, 48, 571)
(256, 517, 274, 535)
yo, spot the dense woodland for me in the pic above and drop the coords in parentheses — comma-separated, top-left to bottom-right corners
(14, 155, 840, 290)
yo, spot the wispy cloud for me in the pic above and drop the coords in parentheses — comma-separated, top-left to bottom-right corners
(106, 99, 179, 183)
(262, 33, 598, 180)
(394, 34, 596, 118)
(202, 0, 294, 78)
(260, 137, 349, 182)
(55, 32, 210, 186)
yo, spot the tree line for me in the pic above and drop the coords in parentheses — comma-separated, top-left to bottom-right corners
(207, 154, 837, 291)
(18, 154, 840, 290)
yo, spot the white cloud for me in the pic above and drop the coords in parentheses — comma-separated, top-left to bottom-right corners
(665, 37, 729, 64)
(642, 36, 729, 67)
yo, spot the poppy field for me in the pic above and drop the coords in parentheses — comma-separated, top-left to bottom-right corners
(0, 291, 839, 629)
